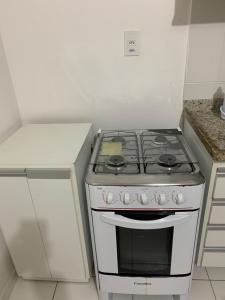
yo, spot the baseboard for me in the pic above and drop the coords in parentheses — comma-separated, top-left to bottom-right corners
(0, 271, 17, 300)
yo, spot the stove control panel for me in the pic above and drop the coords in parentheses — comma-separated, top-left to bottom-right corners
(89, 184, 203, 210)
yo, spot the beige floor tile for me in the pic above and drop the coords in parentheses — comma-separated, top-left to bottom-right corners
(192, 266, 208, 280)
(53, 277, 98, 300)
(9, 278, 56, 300)
(211, 281, 225, 300)
(207, 267, 225, 280)
(189, 280, 215, 300)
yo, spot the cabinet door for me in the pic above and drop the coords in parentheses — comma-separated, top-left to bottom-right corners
(0, 174, 50, 279)
(27, 169, 86, 281)
(209, 205, 225, 225)
(202, 251, 225, 267)
(213, 175, 225, 200)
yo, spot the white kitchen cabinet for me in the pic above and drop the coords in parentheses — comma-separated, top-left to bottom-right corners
(202, 251, 225, 267)
(0, 124, 92, 282)
(205, 229, 225, 247)
(209, 205, 225, 225)
(0, 174, 50, 279)
(213, 175, 225, 200)
(27, 170, 86, 281)
(183, 119, 225, 267)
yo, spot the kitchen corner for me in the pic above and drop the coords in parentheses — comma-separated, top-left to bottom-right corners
(1, 0, 225, 299)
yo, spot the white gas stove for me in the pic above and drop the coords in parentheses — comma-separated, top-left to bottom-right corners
(85, 129, 205, 300)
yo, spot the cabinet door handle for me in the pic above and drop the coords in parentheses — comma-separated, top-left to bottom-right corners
(204, 248, 225, 252)
(0, 168, 26, 176)
(101, 212, 191, 229)
(26, 168, 70, 179)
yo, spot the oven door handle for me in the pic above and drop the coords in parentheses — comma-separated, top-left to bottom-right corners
(100, 212, 191, 230)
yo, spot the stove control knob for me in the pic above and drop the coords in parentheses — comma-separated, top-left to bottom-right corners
(156, 193, 168, 205)
(106, 192, 113, 204)
(140, 194, 149, 205)
(123, 193, 131, 205)
(175, 193, 185, 205)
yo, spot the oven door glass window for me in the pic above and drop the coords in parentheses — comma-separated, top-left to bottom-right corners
(116, 211, 174, 276)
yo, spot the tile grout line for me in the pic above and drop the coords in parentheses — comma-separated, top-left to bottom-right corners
(52, 282, 58, 300)
(207, 279, 225, 281)
(209, 280, 217, 300)
(205, 268, 217, 300)
(205, 267, 210, 281)
(192, 279, 210, 281)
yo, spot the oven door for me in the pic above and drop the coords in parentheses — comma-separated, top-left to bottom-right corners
(92, 210, 199, 276)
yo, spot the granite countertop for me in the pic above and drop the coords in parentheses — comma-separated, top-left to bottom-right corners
(184, 99, 225, 162)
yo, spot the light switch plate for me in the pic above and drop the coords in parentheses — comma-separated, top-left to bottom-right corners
(124, 31, 140, 56)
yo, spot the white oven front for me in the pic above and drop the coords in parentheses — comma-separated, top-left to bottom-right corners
(92, 209, 199, 276)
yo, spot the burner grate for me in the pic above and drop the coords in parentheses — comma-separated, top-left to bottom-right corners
(94, 131, 140, 174)
(140, 131, 194, 174)
(92, 129, 196, 175)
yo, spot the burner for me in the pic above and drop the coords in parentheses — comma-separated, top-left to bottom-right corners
(111, 136, 126, 143)
(158, 154, 178, 168)
(153, 135, 168, 145)
(107, 155, 126, 168)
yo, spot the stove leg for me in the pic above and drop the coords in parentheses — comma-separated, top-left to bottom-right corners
(98, 291, 113, 300)
(173, 294, 188, 300)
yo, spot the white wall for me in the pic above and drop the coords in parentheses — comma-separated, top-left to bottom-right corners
(0, 37, 21, 142)
(184, 0, 225, 99)
(0, 0, 191, 130)
(0, 34, 21, 297)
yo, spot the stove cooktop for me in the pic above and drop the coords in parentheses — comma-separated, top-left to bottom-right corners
(93, 129, 196, 175)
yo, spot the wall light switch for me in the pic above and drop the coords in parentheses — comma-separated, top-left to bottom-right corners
(124, 31, 140, 56)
